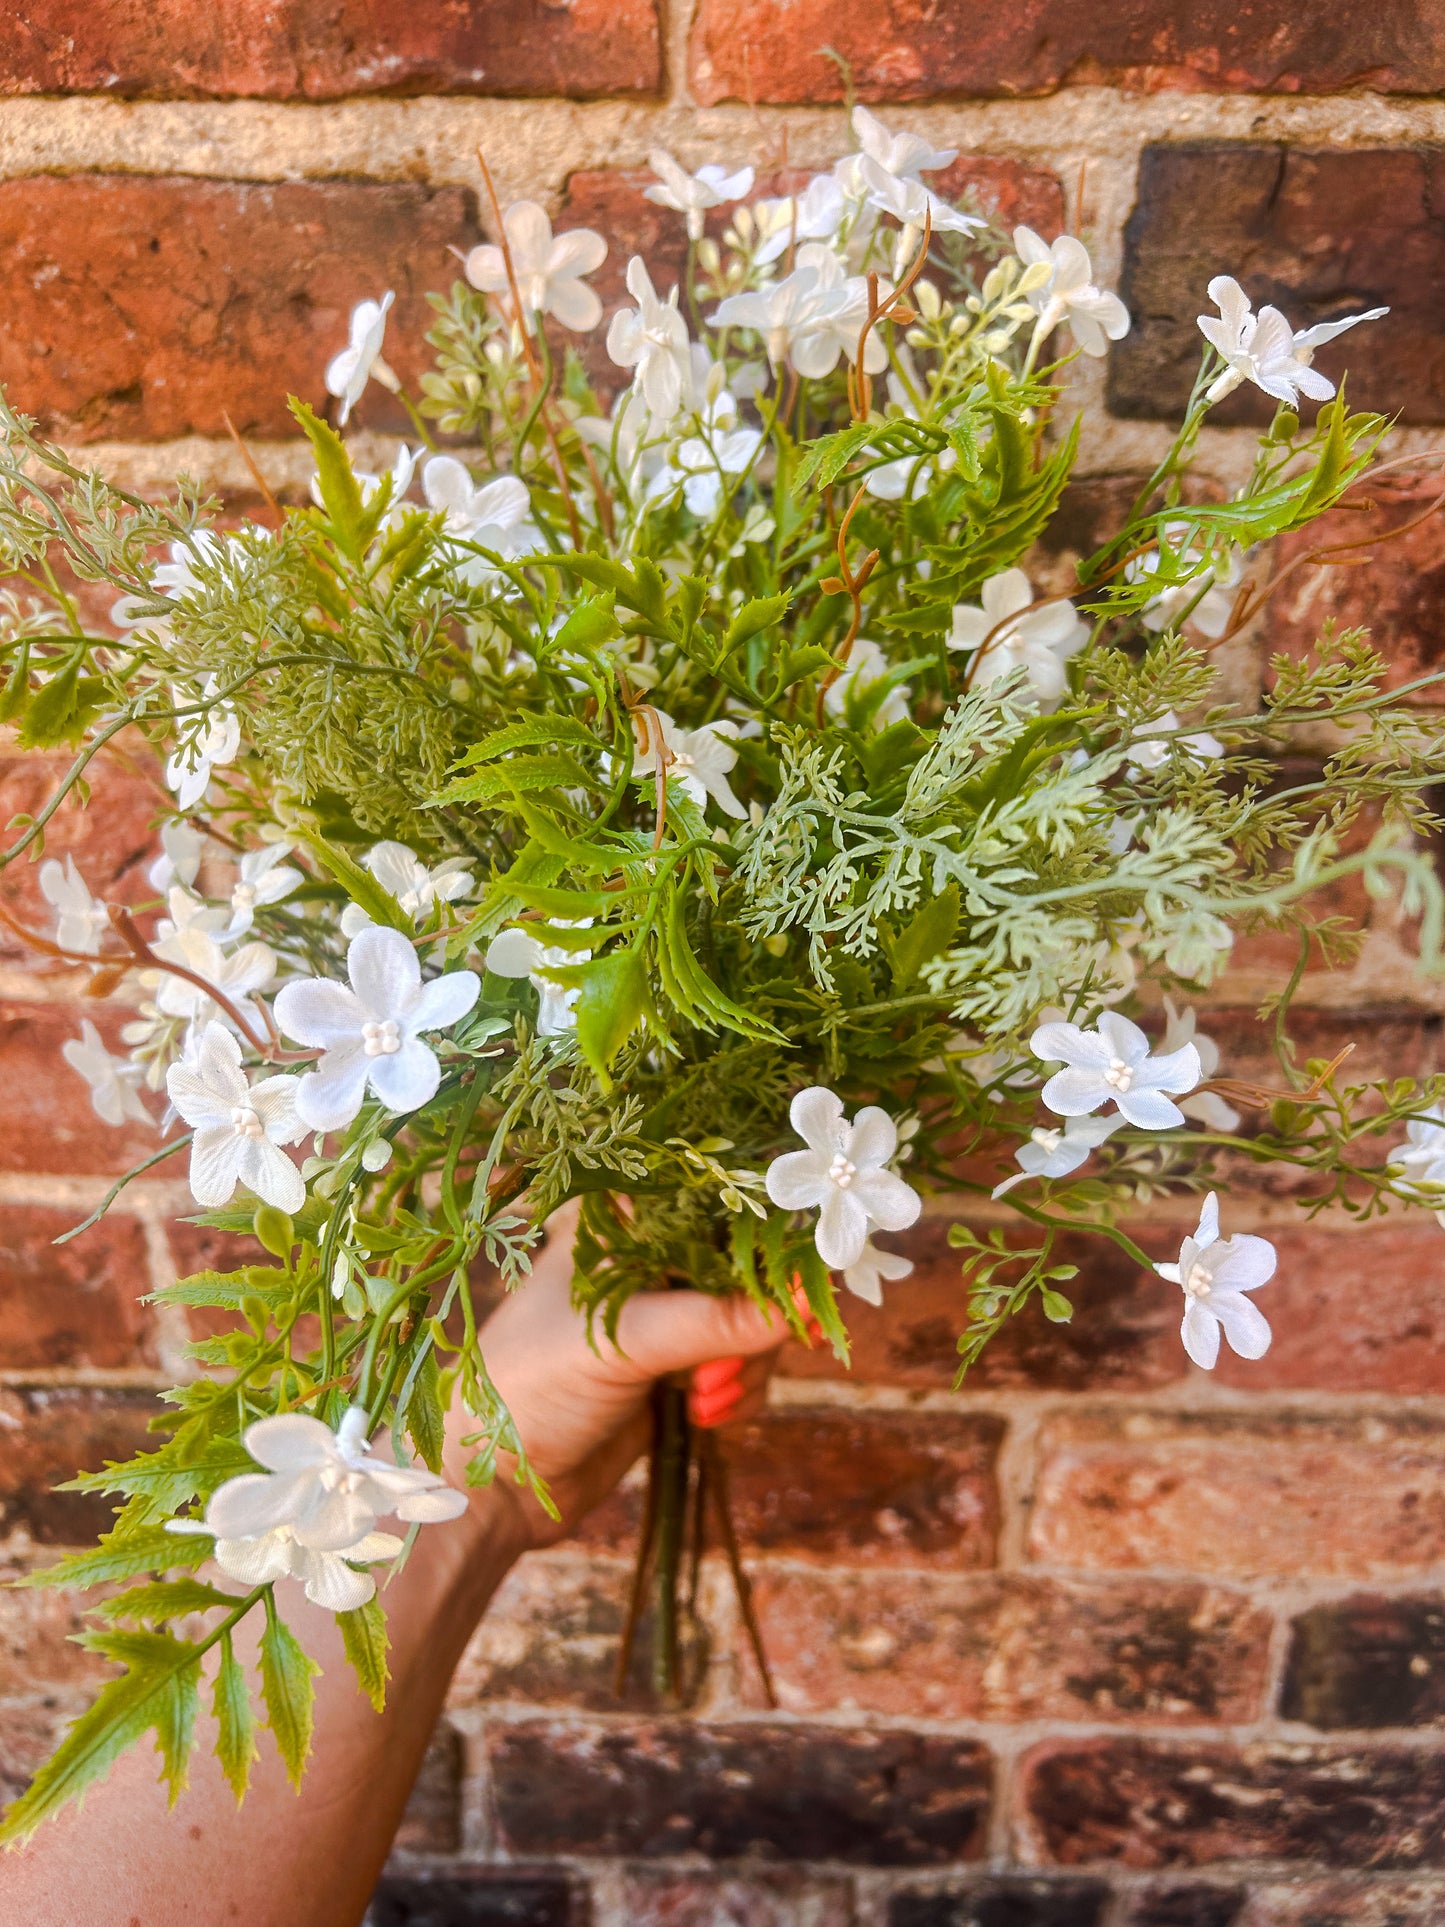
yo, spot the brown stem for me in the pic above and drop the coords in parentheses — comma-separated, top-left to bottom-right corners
(613, 1400, 663, 1697)
(698, 1427, 777, 1709)
(222, 412, 283, 521)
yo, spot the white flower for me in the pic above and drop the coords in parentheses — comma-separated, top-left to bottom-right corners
(165, 1021, 305, 1212)
(644, 149, 754, 242)
(992, 1113, 1125, 1198)
(340, 841, 475, 939)
(1156, 1193, 1275, 1370)
(1127, 710, 1225, 773)
(274, 925, 479, 1132)
(858, 157, 983, 245)
(173, 1405, 468, 1610)
(842, 1239, 914, 1307)
(656, 416, 766, 519)
(422, 458, 541, 581)
(464, 202, 607, 333)
(1031, 1010, 1202, 1130)
(1015, 227, 1130, 358)
(224, 843, 303, 938)
(485, 920, 592, 1037)
(1129, 526, 1245, 640)
(823, 636, 911, 729)
(630, 708, 746, 819)
(156, 884, 229, 944)
(324, 293, 396, 427)
(1198, 276, 1387, 407)
(166, 676, 242, 811)
(851, 105, 956, 180)
(1390, 1104, 1445, 1195)
(765, 1086, 922, 1270)
(1161, 996, 1241, 1134)
(712, 245, 887, 381)
(39, 855, 108, 954)
(147, 819, 205, 894)
(62, 1019, 152, 1129)
(752, 174, 847, 265)
(948, 568, 1087, 706)
(607, 258, 693, 422)
(152, 927, 276, 1035)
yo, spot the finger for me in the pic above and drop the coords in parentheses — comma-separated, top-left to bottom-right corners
(691, 1355, 745, 1396)
(610, 1287, 790, 1381)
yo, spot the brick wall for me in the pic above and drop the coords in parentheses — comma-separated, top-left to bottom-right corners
(4, 5, 1445, 1923)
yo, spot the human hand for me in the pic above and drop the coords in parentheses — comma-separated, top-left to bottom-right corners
(455, 1204, 809, 1551)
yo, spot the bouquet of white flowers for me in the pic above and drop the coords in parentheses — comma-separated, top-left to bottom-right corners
(2, 109, 1443, 1841)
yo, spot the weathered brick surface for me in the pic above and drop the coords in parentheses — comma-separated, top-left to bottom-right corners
(1281, 1594, 1445, 1730)
(575, 1407, 1003, 1568)
(0, 1003, 159, 1174)
(0, 1560, 106, 1697)
(0, 1, 662, 100)
(0, 176, 481, 442)
(1110, 145, 1445, 426)
(1121, 1888, 1244, 1927)
(689, 1, 1445, 103)
(0, 1387, 154, 1543)
(391, 1724, 463, 1857)
(451, 1555, 631, 1710)
(487, 1719, 993, 1864)
(617, 1866, 856, 1927)
(1219, 1877, 1445, 1924)
(889, 1881, 1109, 1927)
(0, 1204, 154, 1370)
(1022, 1738, 1445, 1869)
(744, 1570, 1270, 1723)
(1029, 1413, 1445, 1579)
(367, 1867, 587, 1926)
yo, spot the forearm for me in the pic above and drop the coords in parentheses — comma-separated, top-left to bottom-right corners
(0, 1481, 524, 1927)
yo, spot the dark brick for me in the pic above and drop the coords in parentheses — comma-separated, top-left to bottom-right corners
(1110, 144, 1445, 426)
(1023, 1738, 1445, 1868)
(489, 1719, 992, 1866)
(452, 1556, 632, 1710)
(889, 1878, 1109, 1927)
(0, 1387, 155, 1544)
(690, 1, 1445, 102)
(367, 1869, 586, 1927)
(574, 1406, 1003, 1568)
(0, 1204, 155, 1370)
(391, 1723, 463, 1856)
(0, 1, 662, 100)
(617, 1866, 855, 1927)
(1282, 1594, 1445, 1730)
(0, 175, 482, 442)
(1123, 1889, 1245, 1927)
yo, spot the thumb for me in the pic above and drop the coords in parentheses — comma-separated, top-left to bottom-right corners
(608, 1287, 789, 1381)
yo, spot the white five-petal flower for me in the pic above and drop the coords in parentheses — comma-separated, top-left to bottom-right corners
(948, 568, 1087, 706)
(422, 457, 541, 582)
(465, 202, 607, 333)
(992, 1113, 1125, 1198)
(166, 676, 242, 812)
(645, 149, 755, 241)
(152, 926, 276, 1034)
(631, 708, 747, 820)
(607, 258, 693, 422)
(1156, 1193, 1275, 1370)
(751, 174, 847, 266)
(147, 818, 205, 894)
(1031, 1010, 1202, 1130)
(485, 920, 592, 1037)
(62, 1018, 152, 1129)
(1198, 276, 1387, 407)
(713, 243, 888, 381)
(165, 1021, 305, 1212)
(325, 293, 397, 426)
(851, 105, 957, 181)
(765, 1086, 921, 1271)
(1015, 227, 1130, 358)
(224, 843, 303, 938)
(842, 1239, 914, 1307)
(39, 855, 108, 954)
(179, 1518, 406, 1615)
(274, 925, 479, 1132)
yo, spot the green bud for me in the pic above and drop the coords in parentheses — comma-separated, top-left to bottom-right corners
(252, 1205, 295, 1259)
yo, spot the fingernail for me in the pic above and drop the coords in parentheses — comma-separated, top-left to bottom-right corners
(692, 1385, 743, 1429)
(692, 1355, 745, 1395)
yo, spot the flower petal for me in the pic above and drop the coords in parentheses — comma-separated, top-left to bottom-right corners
(410, 969, 480, 1033)
(1181, 1299, 1221, 1370)
(847, 1105, 897, 1171)
(187, 1127, 243, 1208)
(1213, 1291, 1272, 1360)
(298, 1548, 376, 1613)
(1031, 1022, 1112, 1070)
(212, 1532, 295, 1588)
(1114, 1086, 1186, 1130)
(815, 1185, 869, 1269)
(367, 1036, 441, 1116)
(1040, 1067, 1111, 1117)
(243, 1413, 336, 1473)
(765, 1148, 832, 1212)
(295, 1046, 371, 1133)
(485, 928, 543, 977)
(349, 924, 422, 1020)
(1134, 1042, 1202, 1095)
(237, 1137, 306, 1214)
(1096, 1010, 1150, 1064)
(392, 1486, 469, 1523)
(274, 976, 362, 1049)
(1212, 1232, 1277, 1294)
(789, 1086, 845, 1155)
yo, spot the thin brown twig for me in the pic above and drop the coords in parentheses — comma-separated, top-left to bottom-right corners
(222, 413, 282, 521)
(697, 1428, 777, 1709)
(1199, 1043, 1355, 1113)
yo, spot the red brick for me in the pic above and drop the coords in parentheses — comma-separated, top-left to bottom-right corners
(488, 1718, 992, 1864)
(1021, 1737, 1445, 1869)
(743, 1569, 1270, 1723)
(1218, 1877, 1445, 1924)
(0, 747, 161, 966)
(0, 1003, 161, 1175)
(0, 1, 661, 100)
(0, 1698, 76, 1806)
(574, 1407, 1003, 1568)
(0, 175, 481, 442)
(1110, 145, 1445, 426)
(391, 1722, 463, 1856)
(1029, 1412, 1445, 1579)
(0, 1559, 108, 1697)
(0, 1204, 155, 1371)
(1269, 479, 1445, 702)
(618, 1867, 855, 1927)
(689, 2, 1445, 104)
(451, 1554, 631, 1710)
(0, 1387, 155, 1544)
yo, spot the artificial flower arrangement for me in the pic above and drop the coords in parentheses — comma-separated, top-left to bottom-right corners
(1, 105, 1444, 1839)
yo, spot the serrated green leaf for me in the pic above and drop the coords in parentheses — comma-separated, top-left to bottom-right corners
(401, 1343, 446, 1474)
(90, 1579, 236, 1624)
(449, 714, 600, 771)
(290, 398, 366, 558)
(431, 749, 596, 808)
(20, 1525, 214, 1591)
(259, 1604, 319, 1787)
(337, 1597, 391, 1714)
(723, 592, 791, 659)
(294, 828, 411, 933)
(214, 1629, 257, 1803)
